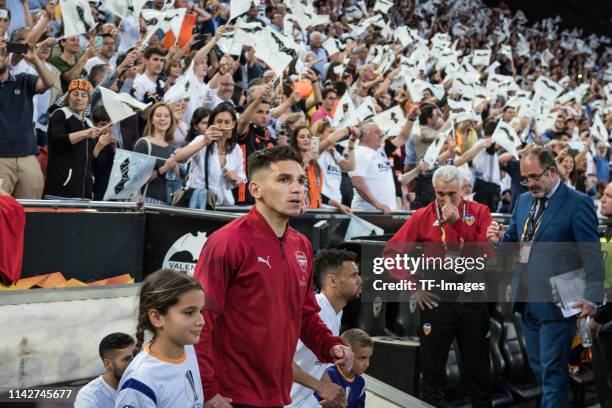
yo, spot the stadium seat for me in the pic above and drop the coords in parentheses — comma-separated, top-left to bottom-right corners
(443, 341, 473, 408)
(499, 317, 542, 403)
(488, 317, 515, 408)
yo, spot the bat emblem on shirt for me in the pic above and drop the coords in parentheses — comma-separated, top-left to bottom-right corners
(185, 370, 200, 403)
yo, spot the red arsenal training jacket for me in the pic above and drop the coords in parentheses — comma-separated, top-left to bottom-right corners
(194, 207, 345, 407)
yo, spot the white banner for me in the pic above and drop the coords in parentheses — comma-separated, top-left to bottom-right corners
(59, 0, 95, 37)
(100, 87, 150, 124)
(492, 121, 520, 158)
(104, 149, 157, 200)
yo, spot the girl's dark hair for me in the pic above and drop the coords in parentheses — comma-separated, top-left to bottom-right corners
(290, 125, 321, 179)
(290, 125, 311, 154)
(205, 102, 238, 158)
(186, 107, 212, 144)
(134, 268, 203, 354)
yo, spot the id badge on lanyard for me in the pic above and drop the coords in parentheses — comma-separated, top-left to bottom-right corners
(519, 201, 545, 264)
(519, 242, 532, 264)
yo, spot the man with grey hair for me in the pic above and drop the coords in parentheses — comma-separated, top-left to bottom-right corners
(308, 31, 327, 76)
(383, 165, 493, 407)
(349, 123, 395, 213)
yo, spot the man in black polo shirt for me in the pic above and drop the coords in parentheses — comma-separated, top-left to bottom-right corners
(235, 85, 276, 204)
(0, 39, 54, 198)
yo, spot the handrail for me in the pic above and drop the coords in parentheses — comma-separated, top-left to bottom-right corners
(0, 284, 139, 305)
(15, 199, 587, 226)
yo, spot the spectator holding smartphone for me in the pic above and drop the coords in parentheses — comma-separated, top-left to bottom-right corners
(0, 38, 53, 199)
(174, 103, 246, 207)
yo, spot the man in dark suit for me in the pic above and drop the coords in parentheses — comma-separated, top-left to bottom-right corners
(487, 146, 604, 408)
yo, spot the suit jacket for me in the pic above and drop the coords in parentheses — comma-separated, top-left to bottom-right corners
(502, 181, 604, 320)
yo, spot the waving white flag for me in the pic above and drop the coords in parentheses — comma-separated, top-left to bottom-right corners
(102, 0, 146, 19)
(60, 0, 95, 37)
(492, 121, 520, 158)
(373, 0, 393, 14)
(591, 113, 608, 142)
(164, 62, 197, 102)
(471, 49, 491, 66)
(104, 149, 157, 200)
(100, 87, 151, 124)
(230, 0, 259, 21)
(332, 92, 356, 127)
(423, 126, 452, 167)
(373, 105, 405, 136)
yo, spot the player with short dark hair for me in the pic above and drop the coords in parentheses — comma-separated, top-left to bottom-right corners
(195, 145, 354, 408)
(289, 248, 362, 408)
(74, 332, 135, 408)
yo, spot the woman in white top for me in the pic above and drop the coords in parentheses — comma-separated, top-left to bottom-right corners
(312, 120, 358, 214)
(174, 103, 246, 206)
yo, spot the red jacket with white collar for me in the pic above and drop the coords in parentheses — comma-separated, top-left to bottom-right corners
(194, 207, 344, 407)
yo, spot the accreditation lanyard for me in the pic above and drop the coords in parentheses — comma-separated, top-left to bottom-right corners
(435, 201, 467, 250)
(520, 199, 547, 243)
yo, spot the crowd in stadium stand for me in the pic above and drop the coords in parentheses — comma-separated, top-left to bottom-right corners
(1, 1, 612, 407)
(0, 0, 610, 214)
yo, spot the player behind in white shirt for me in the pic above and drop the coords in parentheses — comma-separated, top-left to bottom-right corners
(287, 249, 363, 408)
(74, 332, 135, 408)
(115, 269, 206, 408)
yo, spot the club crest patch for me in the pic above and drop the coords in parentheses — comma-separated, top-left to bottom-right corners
(423, 323, 432, 336)
(465, 214, 475, 226)
(295, 251, 307, 272)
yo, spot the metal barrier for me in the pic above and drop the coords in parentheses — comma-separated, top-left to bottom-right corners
(11, 199, 566, 285)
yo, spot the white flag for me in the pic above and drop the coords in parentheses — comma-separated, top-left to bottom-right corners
(332, 92, 356, 127)
(423, 126, 452, 167)
(499, 44, 513, 61)
(253, 28, 296, 78)
(354, 96, 377, 122)
(492, 121, 520, 158)
(373, 105, 405, 136)
(604, 83, 612, 102)
(345, 214, 384, 240)
(104, 149, 157, 200)
(533, 76, 563, 103)
(322, 37, 344, 56)
(230, 0, 258, 22)
(373, 0, 393, 14)
(59, 0, 95, 37)
(164, 62, 197, 102)
(555, 91, 574, 106)
(100, 87, 150, 124)
(394, 26, 412, 48)
(471, 49, 491, 66)
(102, 0, 146, 19)
(591, 113, 608, 142)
